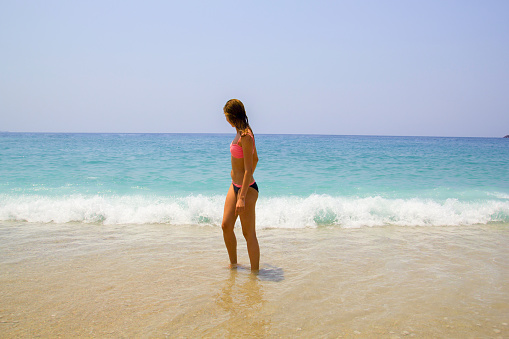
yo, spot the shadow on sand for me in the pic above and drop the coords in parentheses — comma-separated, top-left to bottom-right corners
(257, 264, 285, 282)
(231, 263, 284, 282)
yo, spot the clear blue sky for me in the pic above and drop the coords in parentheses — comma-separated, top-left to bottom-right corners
(1, 1, 508, 136)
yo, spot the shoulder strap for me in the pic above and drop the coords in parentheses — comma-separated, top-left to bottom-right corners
(240, 130, 255, 147)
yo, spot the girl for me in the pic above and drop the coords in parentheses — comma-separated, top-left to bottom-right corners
(221, 99, 260, 271)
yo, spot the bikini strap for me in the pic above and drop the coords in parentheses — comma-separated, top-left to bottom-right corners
(236, 130, 253, 145)
(240, 130, 254, 142)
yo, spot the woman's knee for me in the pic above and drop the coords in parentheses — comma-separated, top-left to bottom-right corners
(222, 220, 234, 232)
(242, 228, 256, 241)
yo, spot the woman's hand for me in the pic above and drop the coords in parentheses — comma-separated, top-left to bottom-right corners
(236, 196, 246, 215)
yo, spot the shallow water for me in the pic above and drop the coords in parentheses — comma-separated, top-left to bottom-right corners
(1, 222, 508, 337)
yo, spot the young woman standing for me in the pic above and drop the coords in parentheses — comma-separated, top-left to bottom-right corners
(221, 99, 260, 271)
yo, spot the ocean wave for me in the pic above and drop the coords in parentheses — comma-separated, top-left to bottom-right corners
(0, 194, 508, 228)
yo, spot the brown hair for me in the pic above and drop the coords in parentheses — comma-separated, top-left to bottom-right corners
(224, 99, 251, 134)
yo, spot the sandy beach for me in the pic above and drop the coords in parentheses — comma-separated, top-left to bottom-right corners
(1, 221, 508, 338)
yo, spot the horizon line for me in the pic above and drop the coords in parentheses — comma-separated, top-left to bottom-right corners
(0, 131, 506, 139)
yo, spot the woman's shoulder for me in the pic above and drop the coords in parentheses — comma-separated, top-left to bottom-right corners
(240, 128, 254, 138)
(240, 129, 255, 148)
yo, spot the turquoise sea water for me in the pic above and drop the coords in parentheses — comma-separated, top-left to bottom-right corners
(1, 133, 508, 228)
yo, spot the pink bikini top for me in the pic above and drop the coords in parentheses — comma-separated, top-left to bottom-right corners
(230, 132, 255, 159)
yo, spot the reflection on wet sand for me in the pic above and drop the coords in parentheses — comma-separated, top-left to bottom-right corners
(215, 268, 270, 337)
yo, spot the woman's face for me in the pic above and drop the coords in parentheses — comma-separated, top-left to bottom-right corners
(225, 114, 235, 128)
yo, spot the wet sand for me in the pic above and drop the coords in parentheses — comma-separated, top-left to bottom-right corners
(1, 222, 508, 338)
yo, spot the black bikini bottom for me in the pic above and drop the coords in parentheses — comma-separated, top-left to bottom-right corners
(232, 181, 259, 194)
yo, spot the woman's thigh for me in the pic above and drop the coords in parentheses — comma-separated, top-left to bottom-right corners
(240, 187, 258, 234)
(222, 184, 238, 231)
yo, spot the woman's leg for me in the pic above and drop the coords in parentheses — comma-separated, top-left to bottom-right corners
(240, 186, 259, 271)
(221, 184, 238, 267)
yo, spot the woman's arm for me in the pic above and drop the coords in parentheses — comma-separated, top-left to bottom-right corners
(235, 133, 254, 215)
(253, 146, 258, 172)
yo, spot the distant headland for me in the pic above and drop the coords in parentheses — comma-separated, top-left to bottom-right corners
(504, 135, 509, 138)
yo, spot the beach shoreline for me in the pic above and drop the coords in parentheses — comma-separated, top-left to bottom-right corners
(1, 221, 508, 337)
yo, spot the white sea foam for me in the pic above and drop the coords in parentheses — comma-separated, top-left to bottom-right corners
(487, 191, 509, 200)
(0, 194, 508, 228)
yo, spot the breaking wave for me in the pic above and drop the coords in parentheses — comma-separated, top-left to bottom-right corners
(0, 194, 508, 228)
